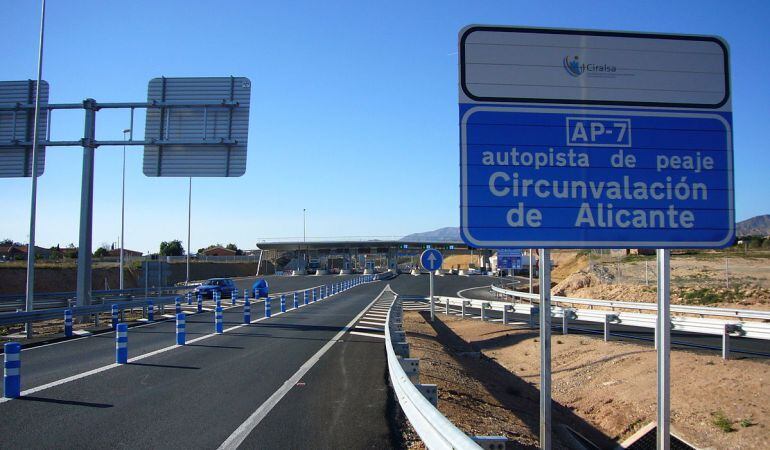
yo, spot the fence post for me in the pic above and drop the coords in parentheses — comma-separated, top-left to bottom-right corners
(280, 295, 286, 313)
(197, 293, 203, 313)
(265, 297, 272, 318)
(111, 304, 119, 329)
(176, 313, 186, 345)
(722, 324, 731, 360)
(215, 307, 223, 333)
(293, 292, 299, 309)
(244, 299, 251, 324)
(64, 309, 73, 337)
(3, 342, 21, 398)
(147, 300, 154, 322)
(115, 324, 128, 364)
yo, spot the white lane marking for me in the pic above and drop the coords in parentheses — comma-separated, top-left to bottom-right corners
(359, 320, 386, 327)
(0, 283, 370, 405)
(217, 285, 390, 450)
(353, 325, 384, 332)
(349, 331, 385, 339)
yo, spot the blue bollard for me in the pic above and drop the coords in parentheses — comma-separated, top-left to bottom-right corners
(214, 291, 221, 308)
(4, 342, 21, 398)
(215, 307, 223, 333)
(64, 309, 73, 337)
(321, 286, 326, 299)
(197, 293, 203, 313)
(265, 297, 272, 318)
(187, 292, 192, 305)
(111, 304, 119, 329)
(312, 290, 317, 303)
(244, 299, 251, 324)
(176, 313, 186, 345)
(243, 288, 248, 302)
(232, 289, 237, 305)
(293, 292, 299, 309)
(175, 298, 182, 315)
(304, 290, 309, 305)
(116, 324, 128, 364)
(280, 295, 286, 313)
(147, 301, 154, 322)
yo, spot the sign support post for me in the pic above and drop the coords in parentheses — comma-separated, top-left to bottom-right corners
(657, 249, 671, 449)
(539, 248, 552, 450)
(76, 99, 97, 308)
(420, 249, 443, 322)
(429, 270, 434, 322)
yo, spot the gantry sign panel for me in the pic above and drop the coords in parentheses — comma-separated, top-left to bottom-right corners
(0, 80, 49, 177)
(143, 76, 251, 177)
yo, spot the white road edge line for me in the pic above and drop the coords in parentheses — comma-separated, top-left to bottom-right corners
(217, 284, 390, 450)
(349, 331, 385, 339)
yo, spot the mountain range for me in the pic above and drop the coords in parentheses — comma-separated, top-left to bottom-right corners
(737, 214, 770, 237)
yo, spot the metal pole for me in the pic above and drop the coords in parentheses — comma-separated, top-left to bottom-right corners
(529, 248, 533, 294)
(303, 208, 306, 272)
(656, 249, 671, 450)
(539, 248, 552, 450)
(186, 177, 191, 284)
(429, 270, 435, 322)
(23, 0, 47, 338)
(725, 257, 729, 289)
(76, 99, 97, 307)
(119, 129, 129, 290)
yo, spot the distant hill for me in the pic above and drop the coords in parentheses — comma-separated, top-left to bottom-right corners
(401, 227, 461, 242)
(737, 215, 770, 237)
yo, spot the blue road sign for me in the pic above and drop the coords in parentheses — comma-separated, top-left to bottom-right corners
(459, 27, 733, 249)
(420, 249, 443, 271)
(497, 249, 522, 270)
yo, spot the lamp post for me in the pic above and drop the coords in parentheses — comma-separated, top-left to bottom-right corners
(119, 128, 130, 290)
(303, 208, 307, 272)
(186, 177, 191, 284)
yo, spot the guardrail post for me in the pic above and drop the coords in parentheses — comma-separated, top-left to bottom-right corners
(244, 299, 251, 324)
(481, 303, 489, 321)
(293, 292, 299, 309)
(392, 330, 406, 342)
(176, 313, 186, 345)
(415, 384, 438, 407)
(445, 298, 450, 315)
(562, 310, 569, 335)
(472, 436, 509, 449)
(187, 292, 192, 305)
(503, 305, 512, 325)
(115, 323, 128, 364)
(393, 342, 409, 358)
(215, 307, 223, 333)
(265, 297, 272, 318)
(111, 304, 119, 329)
(304, 290, 309, 305)
(147, 300, 154, 322)
(722, 324, 731, 360)
(64, 309, 73, 337)
(462, 301, 469, 318)
(530, 306, 539, 329)
(604, 314, 611, 342)
(197, 293, 203, 313)
(175, 298, 182, 315)
(399, 358, 420, 383)
(280, 295, 286, 313)
(3, 342, 21, 398)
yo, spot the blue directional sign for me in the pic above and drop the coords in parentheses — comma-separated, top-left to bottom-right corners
(459, 27, 733, 249)
(420, 249, 443, 271)
(497, 249, 522, 270)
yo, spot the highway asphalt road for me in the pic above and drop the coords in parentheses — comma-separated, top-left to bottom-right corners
(393, 278, 770, 359)
(0, 277, 396, 449)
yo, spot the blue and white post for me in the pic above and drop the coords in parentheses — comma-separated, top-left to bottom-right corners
(243, 288, 249, 303)
(111, 304, 119, 329)
(64, 309, 73, 337)
(265, 297, 272, 318)
(197, 293, 203, 313)
(4, 342, 21, 398)
(312, 289, 317, 303)
(214, 291, 221, 308)
(187, 292, 193, 305)
(293, 292, 299, 309)
(244, 298, 251, 324)
(147, 300, 154, 322)
(175, 297, 182, 315)
(232, 288, 237, 306)
(280, 295, 286, 313)
(116, 324, 128, 364)
(176, 313, 186, 345)
(215, 307, 224, 334)
(304, 290, 309, 305)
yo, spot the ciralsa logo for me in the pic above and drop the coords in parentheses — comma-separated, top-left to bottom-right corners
(563, 55, 618, 77)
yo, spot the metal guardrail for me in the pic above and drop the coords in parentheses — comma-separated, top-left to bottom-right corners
(385, 289, 482, 450)
(491, 285, 770, 321)
(0, 286, 193, 313)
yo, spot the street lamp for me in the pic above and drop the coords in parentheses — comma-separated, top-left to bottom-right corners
(119, 128, 130, 290)
(303, 208, 307, 272)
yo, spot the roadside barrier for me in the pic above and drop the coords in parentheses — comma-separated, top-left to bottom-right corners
(293, 292, 299, 309)
(243, 289, 248, 303)
(3, 342, 21, 399)
(304, 290, 309, 305)
(115, 324, 128, 364)
(231, 289, 237, 305)
(244, 299, 251, 324)
(197, 294, 203, 313)
(64, 309, 73, 337)
(111, 304, 119, 328)
(280, 295, 286, 313)
(147, 301, 154, 322)
(187, 292, 193, 305)
(312, 290, 317, 303)
(175, 298, 182, 315)
(215, 307, 223, 334)
(265, 297, 272, 318)
(176, 313, 186, 345)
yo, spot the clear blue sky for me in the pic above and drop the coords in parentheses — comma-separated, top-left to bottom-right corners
(2, 0, 769, 253)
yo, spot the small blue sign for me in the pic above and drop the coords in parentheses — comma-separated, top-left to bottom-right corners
(420, 249, 443, 271)
(497, 249, 522, 270)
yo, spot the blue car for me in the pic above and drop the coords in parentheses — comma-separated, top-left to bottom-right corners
(251, 278, 269, 298)
(194, 278, 237, 299)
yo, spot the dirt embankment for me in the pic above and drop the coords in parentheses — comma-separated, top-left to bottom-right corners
(402, 311, 770, 449)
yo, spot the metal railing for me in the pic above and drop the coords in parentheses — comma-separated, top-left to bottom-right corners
(491, 285, 770, 321)
(385, 289, 482, 449)
(0, 286, 193, 313)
